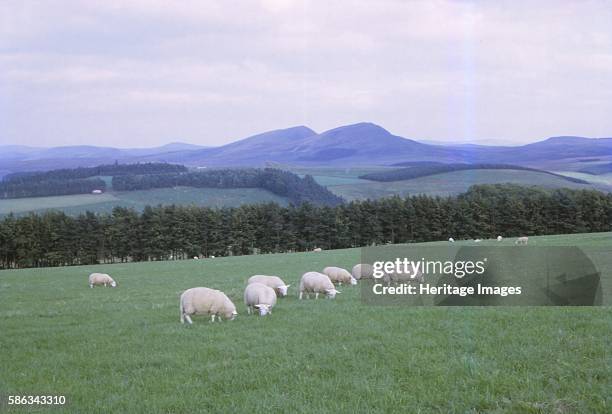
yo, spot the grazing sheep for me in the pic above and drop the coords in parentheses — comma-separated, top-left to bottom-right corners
(448, 237, 455, 242)
(497, 235, 503, 241)
(299, 272, 340, 299)
(193, 256, 199, 260)
(313, 247, 322, 252)
(323, 266, 357, 285)
(515, 236, 529, 245)
(244, 283, 277, 316)
(247, 275, 290, 297)
(352, 263, 374, 280)
(384, 263, 424, 285)
(179, 287, 237, 324)
(88, 273, 117, 288)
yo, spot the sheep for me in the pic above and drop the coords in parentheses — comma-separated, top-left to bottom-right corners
(244, 283, 277, 316)
(352, 263, 374, 280)
(193, 256, 199, 260)
(247, 275, 291, 297)
(448, 237, 455, 242)
(88, 273, 117, 288)
(313, 247, 322, 252)
(322, 266, 357, 286)
(515, 236, 529, 245)
(384, 263, 424, 285)
(299, 272, 340, 299)
(474, 239, 482, 243)
(179, 287, 237, 324)
(497, 235, 503, 242)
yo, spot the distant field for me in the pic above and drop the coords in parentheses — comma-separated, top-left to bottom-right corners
(0, 187, 288, 216)
(288, 166, 393, 177)
(1, 232, 610, 412)
(326, 169, 606, 200)
(558, 171, 612, 186)
(0, 192, 119, 215)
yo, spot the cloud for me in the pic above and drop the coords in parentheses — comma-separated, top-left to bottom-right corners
(0, 0, 611, 147)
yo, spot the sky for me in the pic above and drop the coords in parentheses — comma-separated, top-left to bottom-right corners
(1, 0, 611, 148)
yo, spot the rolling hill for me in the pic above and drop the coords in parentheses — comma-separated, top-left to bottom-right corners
(319, 169, 606, 200)
(2, 123, 611, 177)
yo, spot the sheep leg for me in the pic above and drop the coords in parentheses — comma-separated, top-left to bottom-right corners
(89, 284, 93, 288)
(247, 306, 252, 315)
(184, 314, 193, 325)
(210, 314, 216, 322)
(299, 291, 303, 300)
(315, 292, 319, 299)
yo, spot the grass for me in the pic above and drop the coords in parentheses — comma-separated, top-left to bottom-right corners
(1, 232, 611, 412)
(328, 169, 605, 200)
(0, 187, 288, 216)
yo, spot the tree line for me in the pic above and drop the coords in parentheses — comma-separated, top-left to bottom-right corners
(360, 163, 589, 184)
(3, 162, 188, 183)
(0, 178, 107, 199)
(0, 163, 186, 199)
(112, 168, 344, 206)
(0, 164, 343, 206)
(1, 184, 610, 269)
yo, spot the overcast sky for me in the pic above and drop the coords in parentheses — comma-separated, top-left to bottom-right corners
(1, 0, 611, 148)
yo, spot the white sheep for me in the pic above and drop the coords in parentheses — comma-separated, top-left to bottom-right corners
(474, 239, 482, 243)
(352, 263, 373, 280)
(497, 235, 503, 241)
(244, 283, 277, 316)
(515, 236, 529, 245)
(88, 273, 117, 288)
(385, 263, 424, 285)
(323, 266, 357, 286)
(179, 287, 237, 324)
(247, 275, 291, 297)
(299, 272, 340, 299)
(193, 256, 199, 260)
(448, 237, 455, 242)
(313, 247, 322, 252)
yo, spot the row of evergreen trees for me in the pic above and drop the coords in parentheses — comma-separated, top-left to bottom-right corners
(112, 168, 344, 206)
(1, 165, 342, 206)
(1, 184, 610, 269)
(3, 162, 188, 183)
(360, 163, 588, 184)
(0, 178, 107, 199)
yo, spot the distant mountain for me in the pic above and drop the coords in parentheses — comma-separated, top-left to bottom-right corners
(0, 142, 209, 177)
(1, 126, 611, 177)
(153, 123, 465, 166)
(164, 126, 317, 166)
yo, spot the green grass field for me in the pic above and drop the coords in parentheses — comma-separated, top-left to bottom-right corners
(1, 232, 611, 412)
(0, 187, 288, 216)
(1, 167, 608, 217)
(327, 169, 606, 200)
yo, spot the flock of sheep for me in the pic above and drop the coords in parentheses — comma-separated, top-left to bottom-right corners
(87, 265, 370, 325)
(449, 235, 529, 244)
(88, 235, 529, 324)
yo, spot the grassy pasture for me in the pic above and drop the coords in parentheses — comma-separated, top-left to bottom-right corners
(327, 169, 605, 200)
(1, 232, 611, 412)
(0, 187, 288, 217)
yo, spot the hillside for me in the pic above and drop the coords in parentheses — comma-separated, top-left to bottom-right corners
(359, 163, 589, 183)
(2, 232, 610, 412)
(325, 169, 603, 200)
(2, 123, 611, 175)
(0, 187, 289, 217)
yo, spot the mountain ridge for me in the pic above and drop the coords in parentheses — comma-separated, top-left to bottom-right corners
(1, 123, 611, 176)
